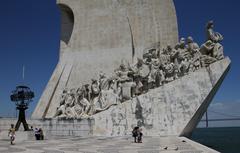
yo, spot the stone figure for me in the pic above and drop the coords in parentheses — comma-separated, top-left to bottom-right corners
(55, 87, 92, 118)
(54, 90, 68, 118)
(191, 49, 202, 71)
(54, 102, 67, 118)
(114, 63, 134, 101)
(64, 106, 76, 118)
(142, 42, 160, 65)
(186, 36, 201, 71)
(178, 37, 191, 60)
(91, 79, 100, 100)
(121, 81, 136, 101)
(83, 84, 91, 102)
(200, 21, 224, 66)
(54, 21, 226, 119)
(65, 90, 75, 107)
(206, 20, 223, 43)
(170, 43, 182, 75)
(186, 36, 199, 56)
(132, 58, 150, 92)
(170, 45, 180, 65)
(149, 49, 158, 59)
(179, 57, 190, 75)
(73, 103, 83, 119)
(108, 79, 118, 93)
(143, 52, 153, 65)
(115, 63, 132, 83)
(162, 61, 178, 82)
(64, 90, 77, 118)
(99, 72, 109, 91)
(143, 48, 159, 65)
(60, 89, 68, 103)
(133, 77, 143, 96)
(149, 59, 165, 87)
(55, 89, 77, 118)
(159, 47, 171, 65)
(200, 40, 224, 61)
(75, 88, 91, 117)
(92, 87, 119, 114)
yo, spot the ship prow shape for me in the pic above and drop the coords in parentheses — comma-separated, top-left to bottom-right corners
(92, 57, 231, 137)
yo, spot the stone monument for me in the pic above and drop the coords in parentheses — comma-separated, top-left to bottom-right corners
(31, 0, 230, 138)
(32, 0, 178, 119)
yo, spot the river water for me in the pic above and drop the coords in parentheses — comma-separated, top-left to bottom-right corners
(191, 127, 240, 153)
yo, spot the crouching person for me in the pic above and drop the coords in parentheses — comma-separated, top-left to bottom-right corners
(39, 128, 44, 140)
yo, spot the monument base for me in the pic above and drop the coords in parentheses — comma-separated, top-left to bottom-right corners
(0, 118, 94, 140)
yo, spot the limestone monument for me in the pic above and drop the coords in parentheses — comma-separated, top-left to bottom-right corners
(32, 0, 230, 137)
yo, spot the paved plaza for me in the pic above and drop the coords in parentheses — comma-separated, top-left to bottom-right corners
(0, 135, 218, 153)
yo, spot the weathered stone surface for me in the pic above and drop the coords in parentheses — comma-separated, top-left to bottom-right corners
(16, 58, 230, 139)
(30, 0, 230, 139)
(93, 57, 231, 137)
(32, 0, 178, 119)
(0, 118, 94, 139)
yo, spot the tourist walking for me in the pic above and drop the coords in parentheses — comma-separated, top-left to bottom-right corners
(8, 124, 16, 145)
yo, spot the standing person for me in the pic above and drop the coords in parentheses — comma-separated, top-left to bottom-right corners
(8, 124, 16, 145)
(39, 128, 44, 140)
(132, 126, 139, 143)
(137, 128, 143, 143)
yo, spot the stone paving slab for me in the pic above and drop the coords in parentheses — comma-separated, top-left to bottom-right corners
(0, 136, 219, 153)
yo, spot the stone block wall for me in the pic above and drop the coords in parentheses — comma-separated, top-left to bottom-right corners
(0, 118, 94, 140)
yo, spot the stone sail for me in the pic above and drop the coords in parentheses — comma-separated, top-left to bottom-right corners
(31, 0, 231, 138)
(32, 0, 179, 119)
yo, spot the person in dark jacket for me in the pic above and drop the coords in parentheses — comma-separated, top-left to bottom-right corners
(132, 126, 139, 143)
(137, 128, 143, 143)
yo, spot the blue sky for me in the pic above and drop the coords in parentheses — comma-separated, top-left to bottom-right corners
(0, 0, 239, 125)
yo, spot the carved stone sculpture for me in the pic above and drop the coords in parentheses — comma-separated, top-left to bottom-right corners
(200, 21, 224, 66)
(53, 21, 227, 120)
(162, 61, 178, 82)
(186, 36, 199, 56)
(186, 36, 201, 71)
(149, 59, 164, 87)
(54, 91, 67, 118)
(206, 20, 223, 43)
(99, 72, 109, 91)
(76, 88, 91, 116)
(31, 0, 179, 119)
